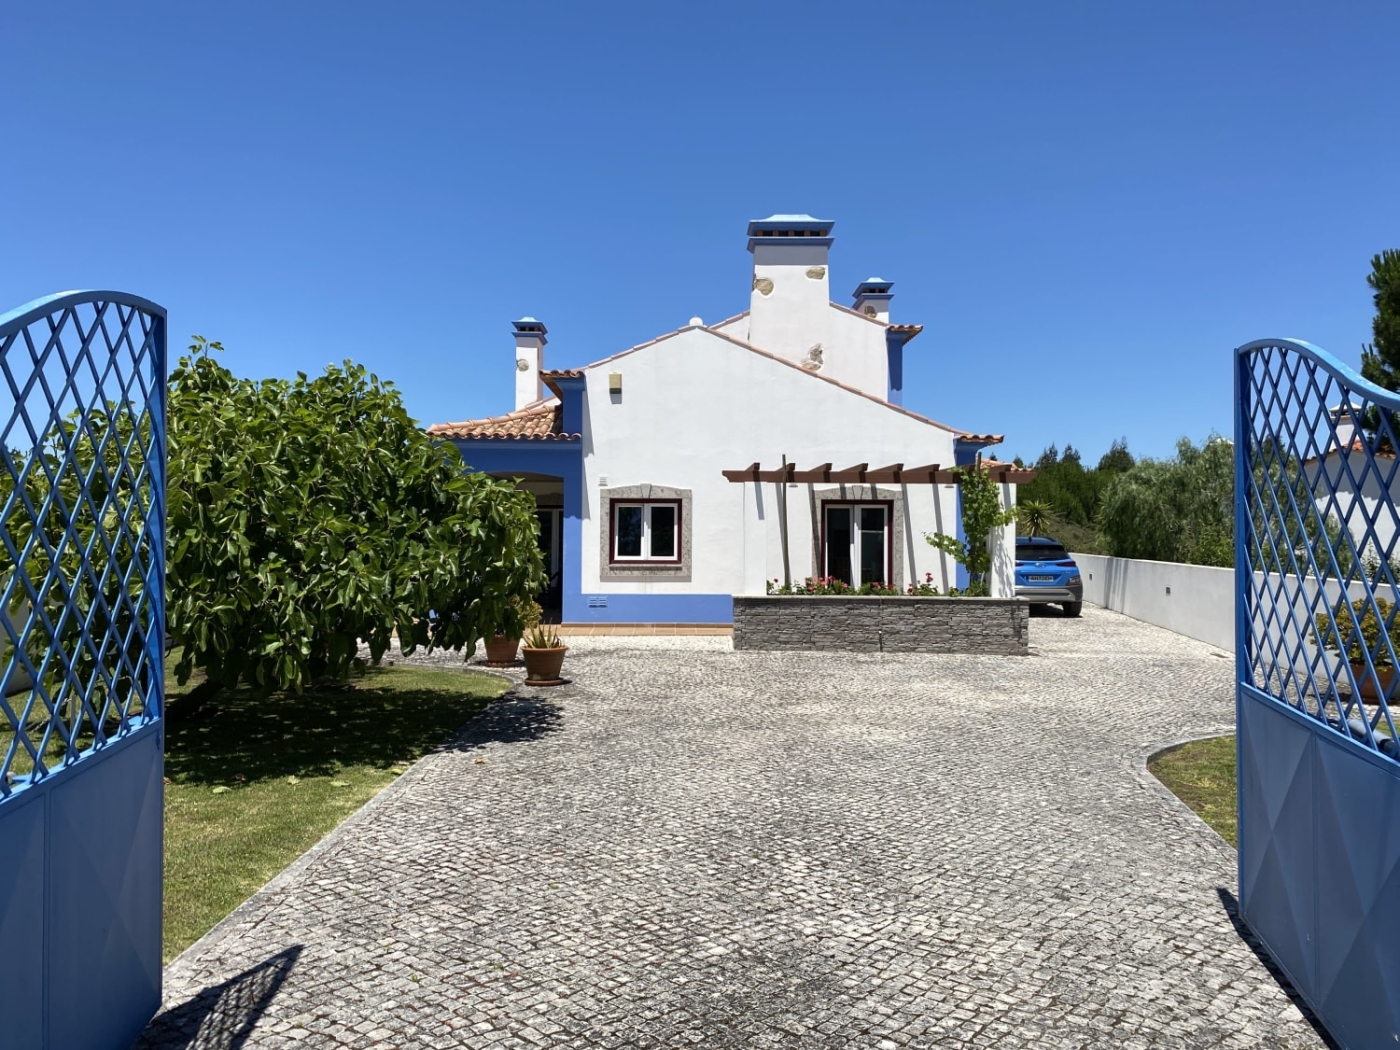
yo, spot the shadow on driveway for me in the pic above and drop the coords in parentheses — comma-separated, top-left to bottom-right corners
(1215, 888, 1338, 1050)
(135, 946, 302, 1050)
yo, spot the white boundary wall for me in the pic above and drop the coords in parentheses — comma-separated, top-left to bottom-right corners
(1073, 553, 1398, 655)
(1073, 554, 1234, 651)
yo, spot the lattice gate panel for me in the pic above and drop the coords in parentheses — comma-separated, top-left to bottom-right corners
(1236, 337, 1400, 1047)
(0, 290, 167, 1050)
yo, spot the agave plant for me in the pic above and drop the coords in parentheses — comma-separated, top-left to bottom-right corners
(523, 625, 563, 650)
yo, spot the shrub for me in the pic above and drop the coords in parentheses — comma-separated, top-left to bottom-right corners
(1316, 597, 1397, 666)
(165, 339, 546, 692)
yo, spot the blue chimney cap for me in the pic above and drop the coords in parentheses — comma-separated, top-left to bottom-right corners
(747, 214, 834, 236)
(512, 317, 547, 335)
(747, 215, 835, 252)
(854, 278, 894, 297)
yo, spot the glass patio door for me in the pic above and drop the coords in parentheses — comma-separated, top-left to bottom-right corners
(824, 504, 887, 586)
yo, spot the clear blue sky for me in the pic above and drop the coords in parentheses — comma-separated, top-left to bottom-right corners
(6, 1, 1398, 463)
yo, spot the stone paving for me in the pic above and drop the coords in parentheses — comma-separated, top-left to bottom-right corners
(136, 607, 1330, 1049)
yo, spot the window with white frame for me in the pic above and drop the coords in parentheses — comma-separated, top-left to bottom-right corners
(611, 501, 680, 563)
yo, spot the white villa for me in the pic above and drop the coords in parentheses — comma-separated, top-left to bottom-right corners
(428, 215, 1029, 625)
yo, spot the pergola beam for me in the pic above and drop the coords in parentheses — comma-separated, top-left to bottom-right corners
(721, 461, 1036, 485)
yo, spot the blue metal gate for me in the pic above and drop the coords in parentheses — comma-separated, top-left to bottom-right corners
(1, 291, 167, 1049)
(1236, 337, 1400, 1047)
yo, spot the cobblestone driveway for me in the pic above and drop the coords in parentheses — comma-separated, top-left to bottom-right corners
(138, 608, 1329, 1049)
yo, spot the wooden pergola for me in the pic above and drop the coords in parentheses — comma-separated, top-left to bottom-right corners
(720, 461, 1038, 485)
(720, 458, 1037, 588)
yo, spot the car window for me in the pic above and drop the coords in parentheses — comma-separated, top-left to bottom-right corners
(1017, 544, 1070, 561)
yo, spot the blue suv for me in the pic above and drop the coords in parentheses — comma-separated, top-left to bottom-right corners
(1015, 536, 1083, 617)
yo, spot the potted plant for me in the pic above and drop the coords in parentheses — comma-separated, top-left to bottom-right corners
(484, 595, 542, 665)
(1315, 596, 1396, 701)
(521, 624, 568, 685)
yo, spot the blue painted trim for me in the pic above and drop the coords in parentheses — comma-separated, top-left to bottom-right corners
(449, 439, 587, 623)
(954, 437, 998, 457)
(548, 373, 587, 436)
(854, 280, 893, 296)
(1233, 337, 1249, 908)
(747, 236, 834, 252)
(952, 444, 978, 590)
(0, 290, 167, 334)
(572, 593, 734, 624)
(747, 216, 834, 235)
(885, 331, 905, 406)
(1235, 336, 1400, 411)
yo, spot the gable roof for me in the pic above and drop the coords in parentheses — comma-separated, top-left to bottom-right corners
(429, 320, 996, 444)
(563, 322, 996, 441)
(426, 402, 577, 441)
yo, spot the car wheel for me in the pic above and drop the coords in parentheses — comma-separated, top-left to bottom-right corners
(1063, 601, 1083, 618)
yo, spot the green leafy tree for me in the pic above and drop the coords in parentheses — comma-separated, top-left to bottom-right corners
(1360, 249, 1400, 392)
(1096, 438, 1134, 474)
(165, 339, 546, 692)
(1357, 250, 1400, 448)
(1098, 436, 1234, 566)
(1018, 444, 1110, 527)
(925, 458, 1018, 595)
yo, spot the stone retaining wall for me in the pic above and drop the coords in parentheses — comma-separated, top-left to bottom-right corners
(732, 596, 1029, 654)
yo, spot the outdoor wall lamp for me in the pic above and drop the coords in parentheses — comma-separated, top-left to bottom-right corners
(609, 371, 622, 394)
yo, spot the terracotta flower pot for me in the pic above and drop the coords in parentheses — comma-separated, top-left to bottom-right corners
(484, 635, 520, 664)
(521, 644, 567, 684)
(1348, 661, 1397, 702)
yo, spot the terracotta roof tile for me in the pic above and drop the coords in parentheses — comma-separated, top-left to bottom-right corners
(426, 403, 578, 441)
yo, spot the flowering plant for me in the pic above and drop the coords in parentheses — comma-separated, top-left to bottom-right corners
(765, 573, 943, 597)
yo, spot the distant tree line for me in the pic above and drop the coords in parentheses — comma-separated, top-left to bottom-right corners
(1014, 249, 1400, 568)
(1012, 435, 1233, 567)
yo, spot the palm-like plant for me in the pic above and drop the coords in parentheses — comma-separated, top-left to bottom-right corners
(1018, 499, 1054, 537)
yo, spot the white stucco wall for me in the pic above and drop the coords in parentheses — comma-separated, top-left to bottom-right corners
(1075, 551, 1400, 658)
(821, 305, 890, 397)
(738, 240, 890, 398)
(709, 313, 749, 342)
(991, 483, 1017, 599)
(747, 242, 832, 372)
(1307, 450, 1400, 556)
(577, 326, 963, 597)
(1074, 553, 1235, 650)
(514, 333, 544, 410)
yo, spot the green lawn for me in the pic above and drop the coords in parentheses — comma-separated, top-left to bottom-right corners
(1150, 719, 1397, 850)
(1148, 736, 1239, 847)
(161, 659, 506, 961)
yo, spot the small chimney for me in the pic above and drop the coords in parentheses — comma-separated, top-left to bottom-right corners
(1330, 403, 1360, 449)
(852, 278, 893, 324)
(513, 317, 547, 410)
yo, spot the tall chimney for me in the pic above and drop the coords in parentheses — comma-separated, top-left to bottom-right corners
(745, 214, 834, 367)
(512, 317, 547, 410)
(852, 278, 893, 324)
